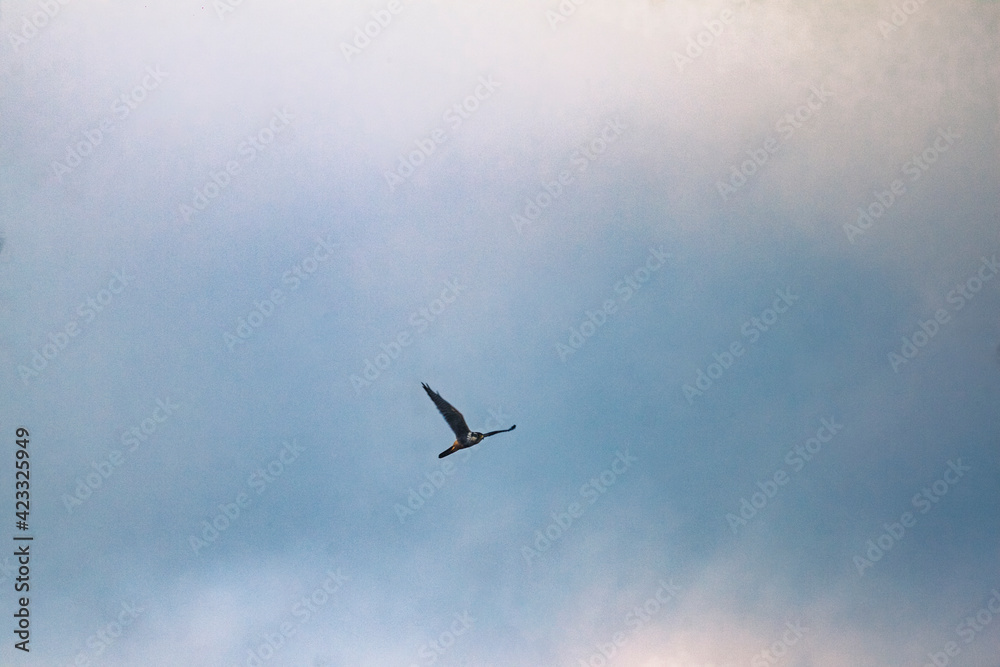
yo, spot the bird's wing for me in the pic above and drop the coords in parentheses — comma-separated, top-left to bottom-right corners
(422, 383, 470, 438)
(482, 425, 516, 438)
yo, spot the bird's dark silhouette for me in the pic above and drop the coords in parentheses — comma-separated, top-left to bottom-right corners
(422, 383, 515, 458)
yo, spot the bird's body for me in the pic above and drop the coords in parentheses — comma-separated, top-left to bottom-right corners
(421, 383, 516, 458)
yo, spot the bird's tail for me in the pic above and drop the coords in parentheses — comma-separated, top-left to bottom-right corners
(438, 442, 460, 458)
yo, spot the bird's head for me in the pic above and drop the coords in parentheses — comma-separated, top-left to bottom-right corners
(469, 432, 484, 444)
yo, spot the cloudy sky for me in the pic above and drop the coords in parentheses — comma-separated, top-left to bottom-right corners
(2, 0, 999, 665)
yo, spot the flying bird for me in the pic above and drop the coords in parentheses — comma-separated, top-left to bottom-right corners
(422, 382, 515, 458)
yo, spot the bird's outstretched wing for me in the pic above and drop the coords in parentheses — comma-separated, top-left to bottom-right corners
(422, 383, 470, 438)
(482, 425, 516, 438)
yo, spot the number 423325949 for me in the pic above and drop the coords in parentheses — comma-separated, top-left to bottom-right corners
(15, 427, 30, 529)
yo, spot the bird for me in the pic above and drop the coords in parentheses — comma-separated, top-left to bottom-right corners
(422, 383, 515, 458)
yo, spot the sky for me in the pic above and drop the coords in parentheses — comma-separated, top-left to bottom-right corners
(1, 1, 999, 665)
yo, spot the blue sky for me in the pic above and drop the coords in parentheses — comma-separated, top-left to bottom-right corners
(1, 1, 999, 665)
